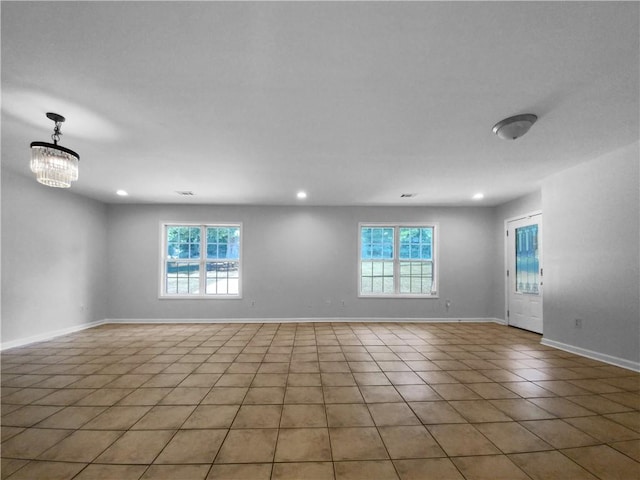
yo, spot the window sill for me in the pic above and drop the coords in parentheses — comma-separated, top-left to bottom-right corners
(358, 294, 439, 299)
(159, 295, 242, 300)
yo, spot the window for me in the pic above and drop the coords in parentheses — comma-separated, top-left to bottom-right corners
(161, 224, 241, 297)
(359, 224, 437, 297)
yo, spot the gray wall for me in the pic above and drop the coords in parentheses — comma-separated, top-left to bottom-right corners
(4, 143, 639, 370)
(542, 142, 639, 366)
(491, 190, 542, 320)
(1, 168, 108, 345)
(106, 204, 495, 320)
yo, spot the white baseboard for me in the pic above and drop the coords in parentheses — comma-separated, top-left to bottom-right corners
(541, 337, 640, 372)
(1, 319, 107, 351)
(0, 317, 507, 351)
(105, 317, 505, 325)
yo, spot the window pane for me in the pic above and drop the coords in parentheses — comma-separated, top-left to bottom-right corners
(361, 262, 372, 276)
(361, 276, 373, 293)
(422, 277, 433, 293)
(177, 227, 189, 243)
(399, 226, 433, 260)
(206, 261, 239, 295)
(207, 227, 220, 259)
(189, 227, 201, 243)
(372, 262, 383, 276)
(166, 261, 178, 294)
(383, 277, 394, 293)
(167, 242, 179, 258)
(189, 243, 200, 259)
(361, 228, 372, 244)
(361, 260, 394, 295)
(228, 228, 240, 260)
(166, 262, 200, 295)
(516, 224, 539, 294)
(167, 226, 201, 260)
(206, 227, 240, 260)
(399, 261, 433, 294)
(361, 226, 394, 261)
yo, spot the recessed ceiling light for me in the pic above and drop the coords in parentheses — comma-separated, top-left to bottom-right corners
(472, 193, 484, 200)
(297, 191, 307, 199)
(116, 189, 128, 196)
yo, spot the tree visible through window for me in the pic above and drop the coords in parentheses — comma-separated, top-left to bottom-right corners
(162, 224, 241, 297)
(359, 224, 437, 296)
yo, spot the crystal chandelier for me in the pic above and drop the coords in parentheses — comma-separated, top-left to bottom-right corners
(30, 112, 80, 188)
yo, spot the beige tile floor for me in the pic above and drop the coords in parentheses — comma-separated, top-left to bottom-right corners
(1, 322, 639, 480)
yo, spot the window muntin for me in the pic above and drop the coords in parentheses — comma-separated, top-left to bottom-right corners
(359, 224, 437, 297)
(162, 224, 241, 297)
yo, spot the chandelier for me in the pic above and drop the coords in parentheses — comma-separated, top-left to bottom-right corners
(30, 112, 80, 188)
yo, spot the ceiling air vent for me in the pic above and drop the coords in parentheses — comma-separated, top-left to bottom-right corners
(400, 193, 417, 198)
(176, 191, 195, 196)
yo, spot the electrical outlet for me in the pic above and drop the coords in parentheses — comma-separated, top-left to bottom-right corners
(575, 318, 583, 328)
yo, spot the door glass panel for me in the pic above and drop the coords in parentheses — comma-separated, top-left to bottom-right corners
(515, 224, 539, 294)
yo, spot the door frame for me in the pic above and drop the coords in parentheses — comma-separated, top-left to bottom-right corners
(504, 210, 543, 331)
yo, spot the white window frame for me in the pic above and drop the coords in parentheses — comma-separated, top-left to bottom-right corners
(358, 222, 439, 298)
(159, 222, 242, 299)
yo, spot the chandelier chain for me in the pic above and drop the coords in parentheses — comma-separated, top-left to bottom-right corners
(51, 121, 63, 145)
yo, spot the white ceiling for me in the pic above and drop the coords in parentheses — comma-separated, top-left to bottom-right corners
(2, 2, 638, 206)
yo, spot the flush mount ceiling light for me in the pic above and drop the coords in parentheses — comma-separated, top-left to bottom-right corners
(30, 112, 80, 188)
(492, 114, 537, 140)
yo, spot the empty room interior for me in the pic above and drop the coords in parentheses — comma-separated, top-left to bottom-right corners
(1, 2, 639, 480)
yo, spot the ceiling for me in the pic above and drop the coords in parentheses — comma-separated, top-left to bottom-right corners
(2, 2, 638, 206)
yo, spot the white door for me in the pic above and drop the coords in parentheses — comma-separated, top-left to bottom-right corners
(507, 214, 543, 334)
